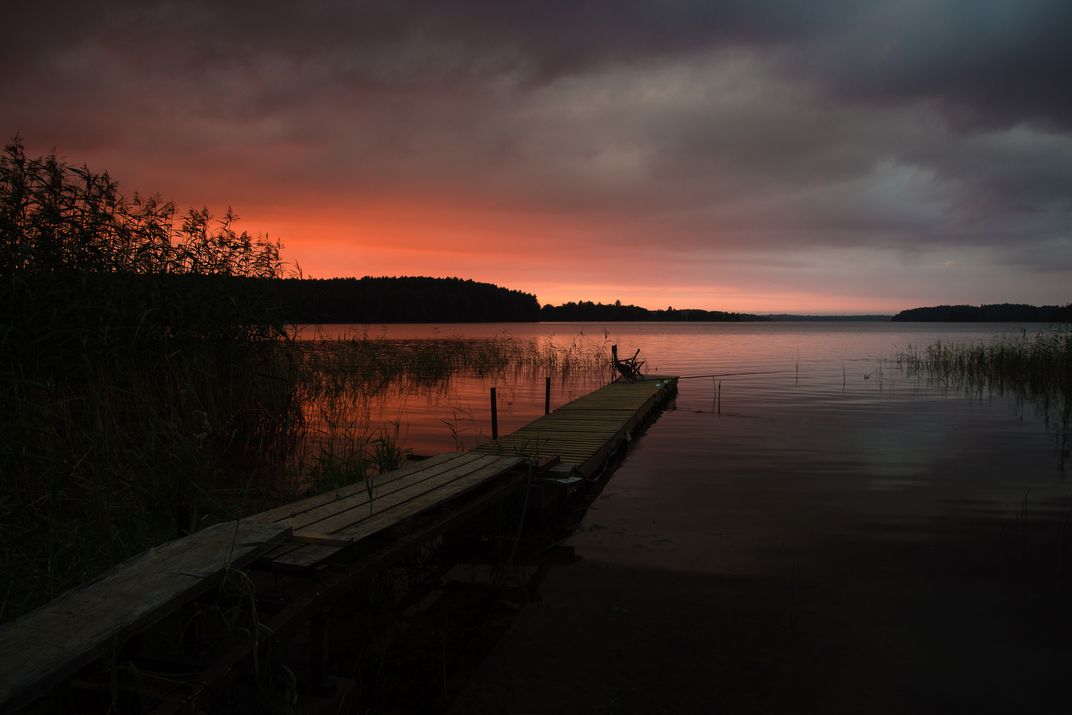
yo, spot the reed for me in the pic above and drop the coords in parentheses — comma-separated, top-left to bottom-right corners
(0, 137, 613, 621)
(895, 329, 1072, 438)
(0, 138, 297, 620)
(294, 332, 614, 399)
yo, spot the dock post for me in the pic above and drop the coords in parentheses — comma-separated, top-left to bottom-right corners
(545, 376, 551, 415)
(490, 387, 498, 439)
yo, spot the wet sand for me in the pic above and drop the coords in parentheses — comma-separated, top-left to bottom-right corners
(451, 391, 1072, 714)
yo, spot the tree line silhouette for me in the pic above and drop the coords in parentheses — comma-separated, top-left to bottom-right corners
(539, 300, 764, 322)
(892, 304, 1072, 322)
(268, 276, 540, 323)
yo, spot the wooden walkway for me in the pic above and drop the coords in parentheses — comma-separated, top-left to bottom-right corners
(249, 452, 524, 570)
(0, 376, 677, 712)
(475, 376, 678, 478)
(0, 521, 290, 713)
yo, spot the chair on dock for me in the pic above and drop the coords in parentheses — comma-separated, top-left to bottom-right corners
(611, 344, 645, 382)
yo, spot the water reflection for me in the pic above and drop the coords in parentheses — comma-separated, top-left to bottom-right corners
(431, 322, 1072, 713)
(299, 322, 1064, 457)
(289, 322, 1072, 712)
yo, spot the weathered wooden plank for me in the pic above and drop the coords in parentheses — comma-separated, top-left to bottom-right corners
(264, 544, 344, 571)
(257, 453, 490, 532)
(248, 452, 475, 524)
(491, 427, 624, 436)
(506, 434, 619, 444)
(0, 520, 290, 713)
(474, 377, 676, 478)
(263, 542, 304, 561)
(293, 455, 518, 538)
(482, 435, 622, 448)
(315, 456, 525, 545)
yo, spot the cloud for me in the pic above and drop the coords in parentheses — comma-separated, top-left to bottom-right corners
(804, 0, 1072, 130)
(2, 0, 1070, 309)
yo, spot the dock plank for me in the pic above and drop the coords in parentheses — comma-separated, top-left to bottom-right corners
(250, 452, 475, 524)
(306, 456, 524, 545)
(0, 520, 289, 712)
(475, 377, 677, 478)
(290, 454, 508, 536)
(251, 453, 488, 531)
(266, 544, 345, 571)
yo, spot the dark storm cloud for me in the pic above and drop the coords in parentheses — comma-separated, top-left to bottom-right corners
(802, 0, 1072, 130)
(4, 1, 826, 81)
(7, 0, 1070, 143)
(10, 0, 1067, 125)
(2, 0, 1070, 295)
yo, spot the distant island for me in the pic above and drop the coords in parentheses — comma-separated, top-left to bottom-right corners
(265, 279, 1069, 324)
(539, 300, 765, 322)
(267, 281, 765, 323)
(892, 303, 1072, 322)
(153, 275, 1069, 325)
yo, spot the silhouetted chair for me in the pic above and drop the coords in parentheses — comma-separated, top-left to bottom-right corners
(611, 344, 645, 382)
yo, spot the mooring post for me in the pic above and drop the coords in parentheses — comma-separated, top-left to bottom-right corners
(545, 376, 551, 415)
(490, 387, 498, 439)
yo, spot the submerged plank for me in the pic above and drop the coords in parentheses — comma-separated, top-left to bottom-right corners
(0, 520, 289, 712)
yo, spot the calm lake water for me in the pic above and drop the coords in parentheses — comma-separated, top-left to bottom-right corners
(304, 321, 1067, 460)
(312, 322, 1072, 713)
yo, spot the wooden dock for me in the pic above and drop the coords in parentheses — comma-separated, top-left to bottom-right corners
(0, 376, 677, 712)
(0, 521, 290, 713)
(249, 452, 525, 571)
(475, 376, 678, 479)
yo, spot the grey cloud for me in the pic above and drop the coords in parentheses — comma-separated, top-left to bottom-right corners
(8, 1, 1072, 127)
(806, 0, 1072, 130)
(2, 0, 1070, 295)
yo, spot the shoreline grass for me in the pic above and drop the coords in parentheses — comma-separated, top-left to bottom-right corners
(895, 328, 1072, 450)
(0, 137, 610, 622)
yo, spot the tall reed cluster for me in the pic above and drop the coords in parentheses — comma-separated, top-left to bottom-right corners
(289, 333, 614, 485)
(896, 329, 1072, 436)
(0, 137, 616, 621)
(0, 138, 298, 620)
(296, 332, 613, 399)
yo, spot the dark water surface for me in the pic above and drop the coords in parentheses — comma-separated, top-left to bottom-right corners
(321, 322, 1072, 712)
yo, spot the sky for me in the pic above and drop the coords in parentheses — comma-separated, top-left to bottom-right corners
(4, 0, 1072, 313)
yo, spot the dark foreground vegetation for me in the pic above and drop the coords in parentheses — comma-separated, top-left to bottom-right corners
(0, 139, 616, 624)
(0, 137, 299, 621)
(270, 276, 540, 322)
(893, 303, 1072, 322)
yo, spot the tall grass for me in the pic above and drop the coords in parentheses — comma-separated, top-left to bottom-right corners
(0, 138, 296, 620)
(295, 332, 614, 398)
(895, 329, 1072, 441)
(0, 137, 614, 622)
(289, 333, 613, 488)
